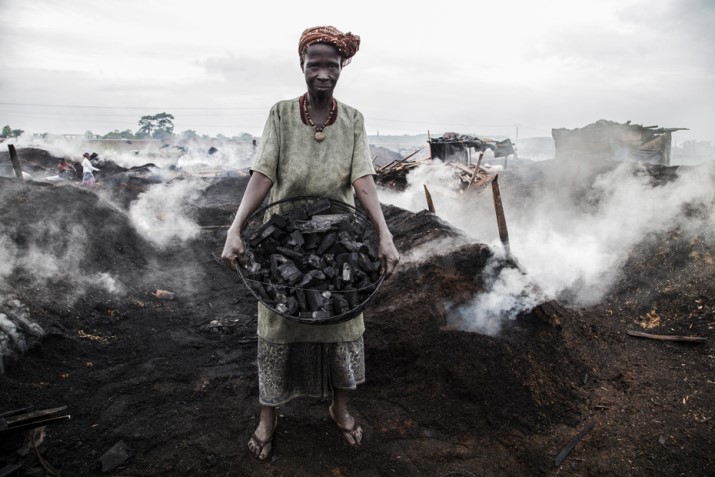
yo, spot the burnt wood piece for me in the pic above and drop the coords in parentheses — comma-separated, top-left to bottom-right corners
(307, 254, 321, 269)
(317, 233, 336, 255)
(554, 421, 595, 467)
(278, 261, 303, 285)
(250, 224, 277, 247)
(626, 330, 706, 343)
(299, 270, 326, 288)
(306, 290, 323, 311)
(343, 286, 358, 307)
(275, 246, 303, 259)
(296, 288, 307, 310)
(306, 198, 332, 216)
(304, 233, 321, 250)
(288, 230, 305, 247)
(295, 214, 352, 233)
(7, 145, 24, 180)
(342, 263, 352, 282)
(254, 282, 270, 300)
(0, 406, 71, 436)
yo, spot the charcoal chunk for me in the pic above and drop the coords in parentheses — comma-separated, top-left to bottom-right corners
(240, 200, 382, 321)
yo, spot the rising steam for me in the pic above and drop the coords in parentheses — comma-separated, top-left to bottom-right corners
(128, 177, 210, 248)
(379, 158, 715, 335)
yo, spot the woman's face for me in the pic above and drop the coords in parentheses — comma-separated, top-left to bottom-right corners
(302, 43, 342, 99)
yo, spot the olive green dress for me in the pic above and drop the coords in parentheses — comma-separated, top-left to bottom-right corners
(250, 96, 375, 405)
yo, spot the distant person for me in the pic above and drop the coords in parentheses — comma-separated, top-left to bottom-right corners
(56, 158, 76, 180)
(81, 152, 100, 187)
(221, 26, 399, 461)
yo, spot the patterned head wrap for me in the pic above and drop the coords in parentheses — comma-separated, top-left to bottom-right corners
(298, 26, 360, 67)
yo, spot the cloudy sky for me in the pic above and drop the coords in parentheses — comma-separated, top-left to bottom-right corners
(0, 0, 713, 142)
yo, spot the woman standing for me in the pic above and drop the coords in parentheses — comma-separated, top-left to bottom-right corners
(222, 26, 399, 461)
(80, 152, 100, 187)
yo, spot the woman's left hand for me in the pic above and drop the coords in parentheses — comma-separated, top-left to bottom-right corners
(379, 235, 400, 279)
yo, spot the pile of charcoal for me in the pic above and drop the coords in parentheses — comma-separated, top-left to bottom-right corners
(242, 198, 383, 324)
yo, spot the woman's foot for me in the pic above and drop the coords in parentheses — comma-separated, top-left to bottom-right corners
(328, 404, 363, 446)
(248, 408, 278, 461)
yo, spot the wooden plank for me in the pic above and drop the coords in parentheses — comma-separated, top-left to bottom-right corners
(626, 330, 706, 343)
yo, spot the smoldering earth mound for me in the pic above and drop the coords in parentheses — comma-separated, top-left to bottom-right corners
(0, 155, 713, 476)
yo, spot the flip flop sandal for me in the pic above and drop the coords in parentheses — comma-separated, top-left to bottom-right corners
(248, 413, 278, 461)
(329, 405, 363, 447)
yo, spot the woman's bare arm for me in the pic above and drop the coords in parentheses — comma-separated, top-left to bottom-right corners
(353, 175, 400, 278)
(221, 171, 273, 270)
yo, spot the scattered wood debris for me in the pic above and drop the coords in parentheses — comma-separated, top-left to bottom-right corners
(626, 330, 706, 343)
(554, 421, 595, 467)
(0, 406, 70, 436)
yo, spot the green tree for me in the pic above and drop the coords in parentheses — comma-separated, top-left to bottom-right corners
(137, 112, 175, 139)
(1, 125, 12, 138)
(103, 129, 135, 139)
(11, 129, 24, 138)
(179, 129, 199, 141)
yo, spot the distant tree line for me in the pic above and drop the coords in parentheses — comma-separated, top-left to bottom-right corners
(7, 112, 254, 142)
(96, 112, 253, 141)
(1, 125, 24, 138)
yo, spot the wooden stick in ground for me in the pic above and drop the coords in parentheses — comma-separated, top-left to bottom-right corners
(468, 152, 485, 189)
(555, 421, 595, 467)
(423, 184, 435, 213)
(626, 330, 706, 343)
(491, 175, 510, 255)
(476, 150, 485, 170)
(8, 145, 24, 180)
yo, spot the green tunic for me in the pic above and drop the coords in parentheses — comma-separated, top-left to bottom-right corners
(251, 96, 376, 344)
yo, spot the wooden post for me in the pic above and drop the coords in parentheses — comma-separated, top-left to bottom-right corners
(423, 184, 435, 213)
(491, 175, 510, 255)
(8, 145, 24, 180)
(468, 152, 485, 189)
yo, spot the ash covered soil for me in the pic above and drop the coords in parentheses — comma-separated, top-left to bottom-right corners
(1, 149, 714, 476)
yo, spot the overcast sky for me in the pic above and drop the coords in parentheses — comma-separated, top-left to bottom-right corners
(1, 0, 713, 143)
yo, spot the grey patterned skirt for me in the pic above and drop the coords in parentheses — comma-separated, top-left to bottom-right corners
(257, 336, 365, 406)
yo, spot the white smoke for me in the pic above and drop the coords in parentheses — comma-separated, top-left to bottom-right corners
(447, 259, 542, 335)
(13, 134, 255, 174)
(380, 159, 715, 335)
(0, 299, 44, 373)
(0, 223, 127, 300)
(128, 177, 210, 248)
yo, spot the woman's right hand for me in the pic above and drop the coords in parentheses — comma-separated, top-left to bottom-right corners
(220, 171, 274, 272)
(221, 227, 245, 272)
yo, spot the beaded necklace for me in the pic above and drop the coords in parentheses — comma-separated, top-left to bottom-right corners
(302, 93, 337, 143)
